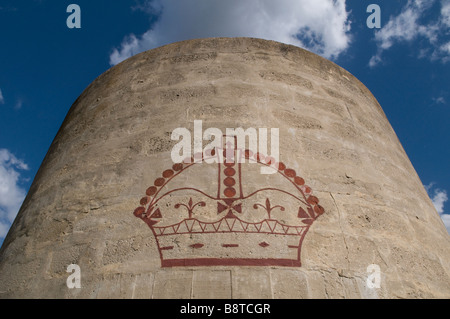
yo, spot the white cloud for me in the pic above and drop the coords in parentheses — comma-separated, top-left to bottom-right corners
(431, 189, 448, 214)
(436, 41, 450, 62)
(442, 0, 450, 27)
(0, 149, 29, 239)
(424, 182, 435, 193)
(432, 96, 446, 104)
(110, 0, 351, 65)
(441, 214, 450, 234)
(368, 54, 382, 68)
(370, 0, 450, 66)
(14, 99, 23, 110)
(0, 89, 4, 104)
(425, 183, 450, 234)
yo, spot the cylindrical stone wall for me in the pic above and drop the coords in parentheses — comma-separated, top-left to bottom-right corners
(0, 38, 449, 299)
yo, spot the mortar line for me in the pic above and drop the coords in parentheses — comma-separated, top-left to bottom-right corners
(330, 192, 350, 270)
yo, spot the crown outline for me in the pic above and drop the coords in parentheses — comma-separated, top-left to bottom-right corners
(133, 142, 325, 267)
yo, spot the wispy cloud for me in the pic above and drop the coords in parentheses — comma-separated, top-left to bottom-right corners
(441, 214, 450, 235)
(0, 89, 4, 104)
(432, 96, 446, 104)
(0, 149, 29, 239)
(370, 0, 450, 67)
(432, 189, 448, 215)
(0, 6, 17, 12)
(441, 0, 450, 27)
(425, 183, 450, 234)
(110, 0, 352, 65)
(14, 99, 23, 110)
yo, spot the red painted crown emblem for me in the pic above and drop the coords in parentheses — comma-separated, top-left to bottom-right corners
(133, 138, 324, 267)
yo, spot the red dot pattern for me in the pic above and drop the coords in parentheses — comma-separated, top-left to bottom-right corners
(224, 188, 236, 198)
(223, 160, 237, 197)
(154, 178, 165, 187)
(133, 207, 145, 218)
(307, 196, 319, 205)
(224, 167, 236, 177)
(224, 177, 236, 187)
(135, 151, 324, 222)
(265, 156, 275, 165)
(314, 205, 325, 215)
(294, 176, 305, 185)
(163, 170, 174, 178)
(172, 163, 183, 171)
(146, 186, 157, 196)
(255, 153, 265, 162)
(284, 169, 296, 178)
(140, 197, 149, 206)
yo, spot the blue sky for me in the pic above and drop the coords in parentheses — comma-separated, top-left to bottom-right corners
(0, 0, 449, 247)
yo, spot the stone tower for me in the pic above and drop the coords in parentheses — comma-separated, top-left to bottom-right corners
(0, 38, 449, 299)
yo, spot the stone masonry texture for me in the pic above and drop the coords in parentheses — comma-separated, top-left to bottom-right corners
(0, 38, 449, 298)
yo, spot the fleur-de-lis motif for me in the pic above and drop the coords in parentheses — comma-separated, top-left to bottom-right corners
(174, 197, 206, 219)
(253, 198, 285, 219)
